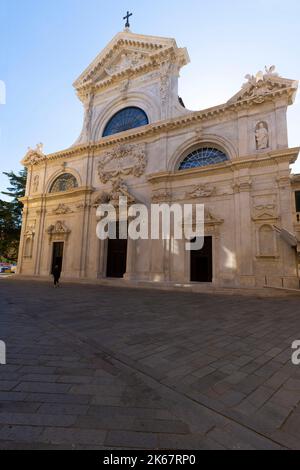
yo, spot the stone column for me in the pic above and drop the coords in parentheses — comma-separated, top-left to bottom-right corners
(150, 238, 166, 282)
(34, 207, 47, 275)
(97, 238, 107, 279)
(124, 237, 136, 281)
(17, 206, 29, 274)
(234, 177, 255, 287)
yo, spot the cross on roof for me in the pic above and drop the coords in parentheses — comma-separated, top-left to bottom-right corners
(123, 11, 133, 29)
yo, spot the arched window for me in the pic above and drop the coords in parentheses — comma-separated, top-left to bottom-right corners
(179, 147, 228, 170)
(103, 107, 149, 137)
(50, 173, 78, 193)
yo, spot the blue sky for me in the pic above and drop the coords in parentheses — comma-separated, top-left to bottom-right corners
(1, 0, 299, 196)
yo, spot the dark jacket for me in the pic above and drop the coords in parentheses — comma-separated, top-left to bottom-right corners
(53, 266, 61, 279)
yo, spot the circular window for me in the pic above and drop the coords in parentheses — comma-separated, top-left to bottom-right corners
(179, 147, 228, 170)
(103, 107, 149, 137)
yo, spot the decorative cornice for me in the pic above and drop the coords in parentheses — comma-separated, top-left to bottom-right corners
(20, 186, 95, 205)
(74, 37, 166, 89)
(73, 30, 189, 95)
(76, 46, 184, 98)
(21, 83, 299, 168)
(147, 148, 300, 184)
(291, 174, 300, 186)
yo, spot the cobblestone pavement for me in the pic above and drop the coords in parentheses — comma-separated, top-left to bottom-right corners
(0, 279, 300, 450)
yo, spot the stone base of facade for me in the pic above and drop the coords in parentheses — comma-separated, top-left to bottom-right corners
(12, 274, 300, 297)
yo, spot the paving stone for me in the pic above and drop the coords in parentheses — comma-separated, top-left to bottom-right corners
(0, 392, 27, 402)
(19, 366, 57, 375)
(0, 425, 44, 443)
(219, 391, 246, 407)
(0, 402, 40, 414)
(131, 419, 190, 434)
(15, 382, 71, 394)
(56, 376, 92, 385)
(270, 389, 300, 409)
(38, 403, 89, 416)
(233, 374, 265, 395)
(285, 379, 300, 391)
(105, 430, 158, 449)
(41, 427, 107, 446)
(158, 433, 226, 450)
(1, 280, 300, 450)
(225, 372, 248, 385)
(207, 423, 282, 450)
(247, 402, 290, 434)
(70, 384, 125, 396)
(20, 374, 59, 383)
(87, 405, 174, 421)
(247, 386, 275, 408)
(25, 393, 91, 405)
(0, 412, 77, 427)
(0, 381, 20, 391)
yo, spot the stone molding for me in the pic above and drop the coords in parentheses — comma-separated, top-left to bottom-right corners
(73, 31, 189, 99)
(20, 87, 299, 167)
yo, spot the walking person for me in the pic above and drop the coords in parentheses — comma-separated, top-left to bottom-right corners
(53, 264, 61, 288)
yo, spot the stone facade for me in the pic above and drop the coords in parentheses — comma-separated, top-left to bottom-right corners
(18, 30, 300, 289)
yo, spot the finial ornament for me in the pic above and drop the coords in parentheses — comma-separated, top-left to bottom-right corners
(123, 11, 133, 29)
(244, 65, 279, 87)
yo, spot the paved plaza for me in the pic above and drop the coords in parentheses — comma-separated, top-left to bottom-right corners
(0, 279, 300, 449)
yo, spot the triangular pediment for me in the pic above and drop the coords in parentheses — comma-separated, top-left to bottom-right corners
(73, 30, 189, 93)
(227, 68, 298, 105)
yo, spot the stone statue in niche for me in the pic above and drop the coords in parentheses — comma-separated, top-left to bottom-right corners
(255, 122, 269, 150)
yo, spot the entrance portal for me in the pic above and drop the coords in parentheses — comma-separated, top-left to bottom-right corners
(106, 223, 128, 278)
(190, 236, 213, 283)
(51, 242, 64, 275)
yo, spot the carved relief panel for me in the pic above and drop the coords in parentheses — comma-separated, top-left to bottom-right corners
(97, 144, 147, 184)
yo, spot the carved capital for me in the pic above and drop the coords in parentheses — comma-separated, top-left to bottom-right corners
(277, 176, 291, 189)
(233, 180, 252, 193)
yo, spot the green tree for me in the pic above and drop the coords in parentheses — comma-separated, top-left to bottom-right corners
(0, 169, 27, 261)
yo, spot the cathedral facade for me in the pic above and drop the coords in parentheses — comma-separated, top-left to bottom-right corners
(18, 30, 300, 289)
